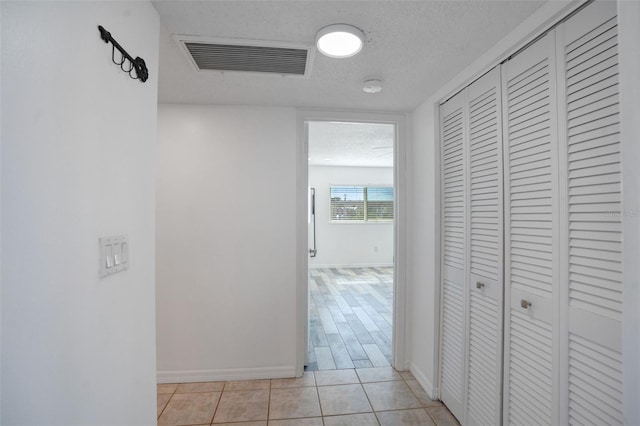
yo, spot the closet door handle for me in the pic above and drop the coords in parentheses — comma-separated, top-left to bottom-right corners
(476, 281, 485, 289)
(520, 299, 532, 309)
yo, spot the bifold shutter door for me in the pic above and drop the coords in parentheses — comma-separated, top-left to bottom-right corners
(557, 2, 624, 424)
(438, 3, 625, 425)
(502, 31, 559, 425)
(439, 90, 467, 421)
(465, 67, 504, 426)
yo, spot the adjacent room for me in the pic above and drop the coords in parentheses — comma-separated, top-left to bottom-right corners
(307, 121, 395, 371)
(2, 1, 640, 426)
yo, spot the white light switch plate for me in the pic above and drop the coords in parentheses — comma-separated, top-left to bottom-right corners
(99, 235, 129, 278)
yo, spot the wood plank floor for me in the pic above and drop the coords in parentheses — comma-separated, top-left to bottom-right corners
(306, 267, 393, 371)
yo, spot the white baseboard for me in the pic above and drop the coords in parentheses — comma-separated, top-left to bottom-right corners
(309, 262, 393, 269)
(157, 366, 296, 384)
(409, 361, 439, 400)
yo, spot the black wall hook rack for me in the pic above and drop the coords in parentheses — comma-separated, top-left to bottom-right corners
(98, 25, 149, 82)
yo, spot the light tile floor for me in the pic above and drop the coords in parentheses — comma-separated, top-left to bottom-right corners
(157, 367, 459, 425)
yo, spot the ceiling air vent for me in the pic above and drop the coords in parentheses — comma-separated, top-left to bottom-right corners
(175, 36, 313, 77)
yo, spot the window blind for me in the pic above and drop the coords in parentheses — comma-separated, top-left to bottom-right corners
(330, 186, 394, 222)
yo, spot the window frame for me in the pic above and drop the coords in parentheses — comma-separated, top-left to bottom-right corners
(329, 184, 394, 223)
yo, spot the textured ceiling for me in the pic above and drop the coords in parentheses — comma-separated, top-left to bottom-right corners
(154, 0, 546, 111)
(308, 121, 394, 168)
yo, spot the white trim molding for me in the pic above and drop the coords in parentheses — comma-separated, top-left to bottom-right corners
(296, 108, 409, 375)
(618, 1, 640, 424)
(309, 263, 393, 269)
(157, 366, 296, 384)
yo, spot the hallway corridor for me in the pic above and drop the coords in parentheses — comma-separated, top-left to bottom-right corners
(157, 367, 458, 425)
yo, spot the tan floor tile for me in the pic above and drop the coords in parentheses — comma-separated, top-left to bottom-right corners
(158, 392, 220, 426)
(314, 369, 359, 386)
(356, 367, 402, 383)
(157, 393, 172, 418)
(377, 408, 435, 426)
(224, 379, 271, 391)
(268, 417, 323, 426)
(215, 422, 267, 426)
(158, 383, 178, 394)
(426, 405, 460, 426)
(176, 381, 225, 393)
(269, 387, 321, 419)
(271, 372, 315, 389)
(405, 379, 441, 407)
(399, 370, 416, 380)
(317, 384, 372, 416)
(213, 390, 269, 423)
(363, 381, 422, 411)
(323, 413, 379, 426)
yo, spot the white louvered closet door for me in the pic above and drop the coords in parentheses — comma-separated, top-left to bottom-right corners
(557, 2, 624, 424)
(502, 31, 560, 425)
(439, 90, 467, 422)
(465, 67, 504, 426)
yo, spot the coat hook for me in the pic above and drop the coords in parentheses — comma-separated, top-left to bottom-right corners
(98, 25, 148, 82)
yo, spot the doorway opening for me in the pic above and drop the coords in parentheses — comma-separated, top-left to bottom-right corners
(305, 120, 395, 371)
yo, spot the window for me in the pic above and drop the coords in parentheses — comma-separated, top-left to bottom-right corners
(330, 186, 394, 222)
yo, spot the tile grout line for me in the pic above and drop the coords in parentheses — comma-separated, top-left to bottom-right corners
(357, 376, 382, 426)
(209, 381, 227, 425)
(399, 371, 452, 426)
(266, 377, 272, 423)
(314, 371, 326, 424)
(208, 386, 216, 425)
(157, 383, 179, 421)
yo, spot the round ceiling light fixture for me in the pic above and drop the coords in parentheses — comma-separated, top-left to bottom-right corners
(362, 78, 383, 94)
(316, 24, 365, 58)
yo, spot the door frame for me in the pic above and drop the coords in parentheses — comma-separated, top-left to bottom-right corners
(295, 109, 409, 375)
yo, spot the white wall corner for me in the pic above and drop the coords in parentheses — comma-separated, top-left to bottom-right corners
(393, 112, 410, 372)
(296, 110, 309, 376)
(432, 0, 581, 104)
(409, 361, 438, 400)
(431, 98, 442, 404)
(157, 366, 297, 384)
(0, 1, 3, 420)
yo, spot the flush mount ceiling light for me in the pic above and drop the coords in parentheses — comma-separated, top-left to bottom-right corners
(363, 78, 383, 94)
(316, 24, 364, 58)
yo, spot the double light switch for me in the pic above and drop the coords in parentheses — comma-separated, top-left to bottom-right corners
(99, 235, 129, 278)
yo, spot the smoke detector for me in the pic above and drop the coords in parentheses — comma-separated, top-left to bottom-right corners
(363, 78, 383, 94)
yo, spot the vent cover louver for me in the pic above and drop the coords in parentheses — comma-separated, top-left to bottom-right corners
(176, 36, 313, 77)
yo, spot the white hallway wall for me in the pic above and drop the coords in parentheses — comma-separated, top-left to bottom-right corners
(1, 1, 159, 424)
(156, 105, 298, 381)
(309, 165, 393, 268)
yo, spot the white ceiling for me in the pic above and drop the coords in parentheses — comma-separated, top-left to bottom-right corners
(308, 121, 395, 168)
(153, 1, 546, 112)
